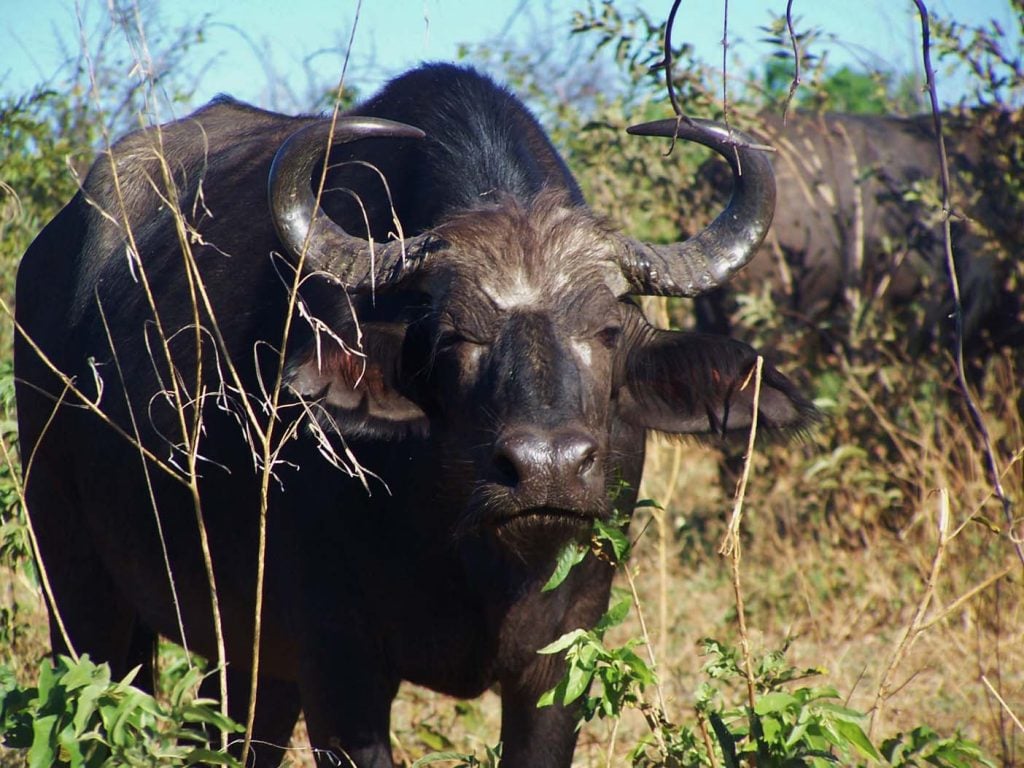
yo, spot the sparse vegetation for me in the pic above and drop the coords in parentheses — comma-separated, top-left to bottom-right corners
(1, 1, 1021, 766)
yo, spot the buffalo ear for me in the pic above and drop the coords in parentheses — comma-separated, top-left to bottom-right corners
(285, 322, 427, 438)
(619, 330, 817, 437)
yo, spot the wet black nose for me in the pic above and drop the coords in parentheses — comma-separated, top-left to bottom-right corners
(493, 427, 601, 504)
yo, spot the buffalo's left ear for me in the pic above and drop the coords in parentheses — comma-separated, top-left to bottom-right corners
(619, 329, 817, 437)
(285, 322, 427, 438)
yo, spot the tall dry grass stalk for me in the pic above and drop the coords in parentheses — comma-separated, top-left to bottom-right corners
(718, 356, 764, 712)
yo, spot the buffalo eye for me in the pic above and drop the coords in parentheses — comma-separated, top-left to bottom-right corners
(595, 325, 622, 350)
(436, 329, 487, 352)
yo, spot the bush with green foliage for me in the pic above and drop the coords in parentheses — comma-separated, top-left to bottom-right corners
(0, 654, 241, 767)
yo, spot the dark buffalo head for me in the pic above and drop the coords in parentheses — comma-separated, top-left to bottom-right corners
(274, 116, 815, 555)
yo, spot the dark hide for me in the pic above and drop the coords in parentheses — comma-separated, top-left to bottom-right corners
(15, 63, 814, 768)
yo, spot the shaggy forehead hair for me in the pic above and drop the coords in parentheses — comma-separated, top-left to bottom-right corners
(434, 188, 630, 302)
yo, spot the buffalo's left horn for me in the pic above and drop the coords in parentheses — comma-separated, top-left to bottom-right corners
(269, 116, 438, 289)
(621, 118, 775, 297)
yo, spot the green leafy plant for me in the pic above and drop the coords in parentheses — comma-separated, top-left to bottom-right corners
(539, 613, 994, 767)
(531, 511, 995, 768)
(881, 726, 996, 768)
(0, 654, 241, 767)
(537, 590, 655, 721)
(691, 639, 881, 767)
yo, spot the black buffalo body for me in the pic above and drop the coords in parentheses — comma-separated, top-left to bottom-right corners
(16, 64, 814, 767)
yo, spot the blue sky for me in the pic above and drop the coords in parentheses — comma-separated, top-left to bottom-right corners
(2, 0, 1019, 111)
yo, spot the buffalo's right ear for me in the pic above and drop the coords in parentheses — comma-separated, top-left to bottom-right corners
(618, 329, 817, 439)
(285, 322, 427, 438)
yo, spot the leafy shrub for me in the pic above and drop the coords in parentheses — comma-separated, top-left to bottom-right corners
(525, 523, 995, 768)
(0, 654, 241, 767)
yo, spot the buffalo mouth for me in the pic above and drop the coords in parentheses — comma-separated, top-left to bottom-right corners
(492, 506, 594, 530)
(485, 506, 598, 555)
(456, 482, 607, 550)
(456, 501, 597, 538)
(482, 506, 595, 562)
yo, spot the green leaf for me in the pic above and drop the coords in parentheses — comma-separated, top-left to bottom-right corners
(760, 713, 782, 745)
(416, 723, 454, 751)
(542, 542, 587, 592)
(833, 718, 882, 762)
(816, 700, 870, 723)
(708, 712, 740, 768)
(184, 747, 243, 766)
(181, 703, 244, 733)
(56, 722, 85, 766)
(536, 687, 557, 708)
(594, 592, 630, 633)
(35, 660, 59, 703)
(562, 660, 594, 705)
(108, 689, 146, 747)
(592, 519, 630, 561)
(633, 498, 663, 510)
(577, 640, 600, 670)
(754, 691, 797, 715)
(27, 714, 58, 768)
(537, 628, 587, 655)
(61, 657, 107, 692)
(411, 752, 477, 767)
(785, 721, 810, 750)
(71, 684, 104, 736)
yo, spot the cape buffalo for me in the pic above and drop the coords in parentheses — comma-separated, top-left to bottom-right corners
(15, 63, 815, 767)
(691, 110, 1023, 356)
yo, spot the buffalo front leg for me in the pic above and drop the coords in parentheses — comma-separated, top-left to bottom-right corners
(297, 633, 399, 768)
(197, 668, 301, 768)
(498, 656, 582, 768)
(298, 671, 399, 767)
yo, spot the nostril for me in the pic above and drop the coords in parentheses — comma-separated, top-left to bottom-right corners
(493, 432, 539, 488)
(557, 432, 599, 483)
(577, 447, 597, 478)
(493, 452, 520, 487)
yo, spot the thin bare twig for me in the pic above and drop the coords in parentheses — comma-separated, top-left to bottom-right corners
(696, 710, 720, 768)
(982, 675, 1024, 735)
(869, 489, 950, 738)
(623, 564, 670, 756)
(78, 0, 232, 735)
(918, 565, 1013, 634)
(240, 2, 366, 761)
(663, 0, 685, 118)
(910, 0, 1020, 568)
(721, 0, 730, 127)
(782, 0, 801, 122)
(605, 715, 621, 768)
(96, 294, 191, 663)
(657, 445, 683, 667)
(2, 385, 79, 661)
(2, 301, 186, 485)
(719, 356, 764, 712)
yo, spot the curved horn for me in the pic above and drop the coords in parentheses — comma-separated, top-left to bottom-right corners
(269, 116, 438, 289)
(621, 118, 775, 296)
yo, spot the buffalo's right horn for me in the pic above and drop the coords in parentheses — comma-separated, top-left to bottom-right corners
(620, 118, 775, 297)
(269, 116, 439, 290)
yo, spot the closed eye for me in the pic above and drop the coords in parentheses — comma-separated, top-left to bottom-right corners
(596, 325, 622, 349)
(437, 330, 488, 351)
